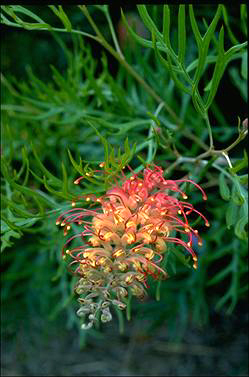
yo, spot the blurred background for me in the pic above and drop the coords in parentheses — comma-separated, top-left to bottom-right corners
(1, 5, 248, 376)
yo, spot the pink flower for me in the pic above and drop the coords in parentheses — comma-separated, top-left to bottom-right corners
(56, 164, 209, 328)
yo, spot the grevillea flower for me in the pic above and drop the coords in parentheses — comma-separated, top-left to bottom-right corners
(56, 164, 209, 329)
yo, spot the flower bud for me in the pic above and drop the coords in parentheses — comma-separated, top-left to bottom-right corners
(115, 286, 128, 300)
(130, 283, 146, 298)
(81, 322, 93, 330)
(89, 303, 98, 311)
(77, 307, 91, 317)
(88, 314, 95, 321)
(112, 299, 126, 310)
(101, 310, 112, 323)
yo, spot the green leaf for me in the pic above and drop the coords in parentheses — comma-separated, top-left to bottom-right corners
(1, 157, 54, 208)
(3, 5, 47, 23)
(163, 5, 173, 53)
(137, 5, 164, 45)
(1, 219, 22, 252)
(146, 112, 160, 126)
(204, 26, 225, 110)
(231, 187, 245, 206)
(202, 17, 219, 50)
(43, 176, 70, 200)
(230, 150, 248, 174)
(221, 5, 239, 45)
(240, 4, 247, 36)
(153, 32, 191, 95)
(226, 201, 238, 229)
(224, 41, 248, 65)
(238, 174, 248, 185)
(207, 264, 231, 286)
(58, 5, 72, 32)
(31, 143, 62, 186)
(200, 5, 222, 60)
(86, 121, 110, 170)
(177, 5, 186, 64)
(1, 228, 22, 252)
(61, 162, 69, 196)
(93, 5, 108, 13)
(219, 172, 230, 201)
(120, 9, 172, 57)
(172, 248, 191, 268)
(2, 196, 38, 219)
(1, 12, 23, 28)
(9, 146, 30, 185)
(189, 5, 202, 48)
(50, 65, 74, 98)
(235, 216, 248, 240)
(204, 80, 212, 92)
(190, 5, 222, 111)
(1, 216, 39, 252)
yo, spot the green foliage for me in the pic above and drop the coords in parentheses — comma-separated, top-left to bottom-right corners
(1, 4, 248, 343)
(122, 5, 247, 116)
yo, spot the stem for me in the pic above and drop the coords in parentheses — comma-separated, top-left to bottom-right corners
(147, 102, 165, 163)
(204, 113, 214, 150)
(167, 156, 237, 185)
(49, 27, 101, 43)
(182, 128, 209, 151)
(104, 7, 124, 59)
(222, 152, 233, 169)
(217, 129, 248, 154)
(196, 125, 247, 162)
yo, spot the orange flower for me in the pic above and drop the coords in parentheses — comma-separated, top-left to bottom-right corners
(56, 164, 209, 329)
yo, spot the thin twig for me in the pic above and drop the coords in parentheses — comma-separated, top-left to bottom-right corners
(147, 102, 165, 163)
(104, 7, 124, 59)
(194, 125, 247, 162)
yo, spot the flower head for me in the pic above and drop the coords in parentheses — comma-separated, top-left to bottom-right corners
(56, 164, 208, 329)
